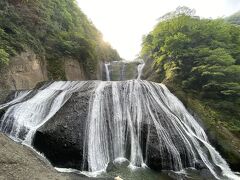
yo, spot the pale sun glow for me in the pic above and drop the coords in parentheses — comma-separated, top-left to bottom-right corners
(77, 0, 240, 60)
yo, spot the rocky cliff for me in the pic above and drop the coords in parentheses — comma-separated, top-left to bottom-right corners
(64, 58, 86, 81)
(0, 49, 48, 91)
(0, 49, 98, 104)
(0, 0, 121, 103)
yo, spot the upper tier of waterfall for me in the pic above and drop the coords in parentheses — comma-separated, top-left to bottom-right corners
(103, 60, 145, 81)
(0, 80, 238, 180)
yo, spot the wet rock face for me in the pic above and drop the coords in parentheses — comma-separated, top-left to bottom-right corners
(33, 83, 95, 170)
(141, 116, 201, 171)
(144, 127, 163, 170)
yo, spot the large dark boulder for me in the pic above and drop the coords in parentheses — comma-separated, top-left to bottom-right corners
(33, 82, 95, 170)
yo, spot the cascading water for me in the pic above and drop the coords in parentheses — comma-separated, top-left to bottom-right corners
(120, 63, 126, 80)
(0, 90, 32, 110)
(81, 80, 238, 179)
(104, 60, 145, 81)
(105, 63, 111, 81)
(0, 81, 87, 144)
(137, 63, 145, 79)
(0, 64, 239, 179)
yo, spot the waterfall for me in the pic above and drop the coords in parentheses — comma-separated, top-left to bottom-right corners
(0, 90, 32, 110)
(120, 63, 126, 80)
(104, 61, 145, 81)
(0, 81, 87, 144)
(137, 63, 145, 79)
(0, 80, 239, 179)
(105, 63, 111, 81)
(82, 80, 237, 179)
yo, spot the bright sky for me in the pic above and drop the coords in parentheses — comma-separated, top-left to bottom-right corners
(77, 0, 240, 60)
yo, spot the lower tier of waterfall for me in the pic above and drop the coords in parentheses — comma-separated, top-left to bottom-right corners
(0, 80, 238, 180)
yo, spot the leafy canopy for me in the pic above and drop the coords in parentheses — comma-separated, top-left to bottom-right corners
(141, 7, 240, 119)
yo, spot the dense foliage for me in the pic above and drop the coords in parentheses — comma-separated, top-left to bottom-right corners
(141, 8, 240, 130)
(0, 0, 120, 78)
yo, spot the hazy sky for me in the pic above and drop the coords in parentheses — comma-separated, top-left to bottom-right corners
(77, 0, 240, 60)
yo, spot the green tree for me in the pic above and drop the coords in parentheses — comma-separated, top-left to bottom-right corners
(141, 8, 240, 127)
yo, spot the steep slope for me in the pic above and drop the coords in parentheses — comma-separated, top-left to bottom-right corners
(0, 133, 68, 180)
(141, 7, 240, 171)
(0, 0, 121, 95)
